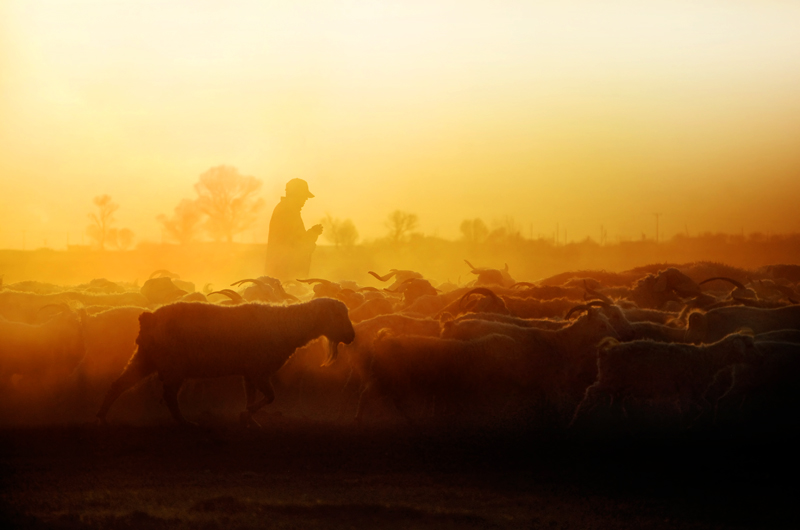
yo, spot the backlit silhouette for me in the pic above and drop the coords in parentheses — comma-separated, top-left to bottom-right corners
(265, 179, 323, 280)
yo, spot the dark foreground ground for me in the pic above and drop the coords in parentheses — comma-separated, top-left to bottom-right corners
(1, 416, 798, 529)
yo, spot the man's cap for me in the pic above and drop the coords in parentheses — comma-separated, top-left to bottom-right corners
(285, 178, 314, 199)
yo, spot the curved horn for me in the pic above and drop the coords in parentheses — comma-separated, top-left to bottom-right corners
(208, 289, 244, 303)
(149, 269, 177, 280)
(511, 282, 536, 289)
(457, 287, 500, 309)
(368, 270, 398, 282)
(296, 278, 332, 285)
(231, 278, 268, 288)
(565, 304, 592, 320)
(37, 303, 72, 316)
(699, 277, 746, 290)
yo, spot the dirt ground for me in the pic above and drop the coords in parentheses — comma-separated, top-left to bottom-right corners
(1, 416, 797, 530)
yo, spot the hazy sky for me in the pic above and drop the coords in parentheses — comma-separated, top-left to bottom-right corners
(2, 0, 799, 249)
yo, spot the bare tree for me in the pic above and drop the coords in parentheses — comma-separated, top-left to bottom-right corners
(486, 216, 523, 244)
(321, 214, 359, 249)
(459, 218, 489, 244)
(157, 199, 204, 245)
(385, 210, 418, 244)
(194, 166, 265, 243)
(86, 195, 119, 250)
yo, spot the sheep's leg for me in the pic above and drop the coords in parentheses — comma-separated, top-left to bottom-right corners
(96, 351, 156, 422)
(246, 378, 275, 414)
(240, 377, 263, 429)
(569, 385, 602, 428)
(162, 380, 194, 426)
(354, 383, 375, 424)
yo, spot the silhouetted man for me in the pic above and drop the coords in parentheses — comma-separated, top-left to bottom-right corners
(265, 178, 323, 280)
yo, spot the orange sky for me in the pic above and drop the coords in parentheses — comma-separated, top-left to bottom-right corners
(1, 0, 799, 249)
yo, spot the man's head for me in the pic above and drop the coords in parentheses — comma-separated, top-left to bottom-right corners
(285, 178, 314, 200)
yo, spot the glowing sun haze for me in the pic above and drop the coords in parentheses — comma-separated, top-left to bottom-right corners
(1, 0, 799, 249)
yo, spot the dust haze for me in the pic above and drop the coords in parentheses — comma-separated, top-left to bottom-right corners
(2, 2, 800, 529)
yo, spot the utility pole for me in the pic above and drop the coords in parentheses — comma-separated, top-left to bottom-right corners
(653, 213, 661, 243)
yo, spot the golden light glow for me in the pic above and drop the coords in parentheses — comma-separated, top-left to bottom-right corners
(2, 0, 800, 249)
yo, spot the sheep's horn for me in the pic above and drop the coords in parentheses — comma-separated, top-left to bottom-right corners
(296, 278, 332, 285)
(511, 282, 536, 289)
(368, 271, 397, 282)
(208, 289, 243, 303)
(565, 304, 592, 320)
(231, 278, 268, 288)
(149, 269, 177, 280)
(700, 277, 746, 290)
(358, 286, 380, 292)
(37, 303, 71, 316)
(458, 287, 499, 309)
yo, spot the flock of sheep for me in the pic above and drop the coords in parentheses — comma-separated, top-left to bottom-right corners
(1, 261, 799, 435)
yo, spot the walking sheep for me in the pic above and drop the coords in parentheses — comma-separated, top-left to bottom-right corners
(96, 298, 355, 427)
(570, 333, 761, 431)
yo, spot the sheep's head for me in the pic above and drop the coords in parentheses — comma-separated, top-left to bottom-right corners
(700, 277, 757, 302)
(457, 288, 508, 316)
(567, 301, 634, 342)
(464, 260, 515, 288)
(297, 278, 342, 299)
(141, 277, 187, 305)
(315, 298, 356, 366)
(386, 278, 438, 306)
(335, 288, 365, 310)
(565, 306, 620, 343)
(685, 311, 708, 344)
(630, 268, 700, 309)
(655, 268, 701, 297)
